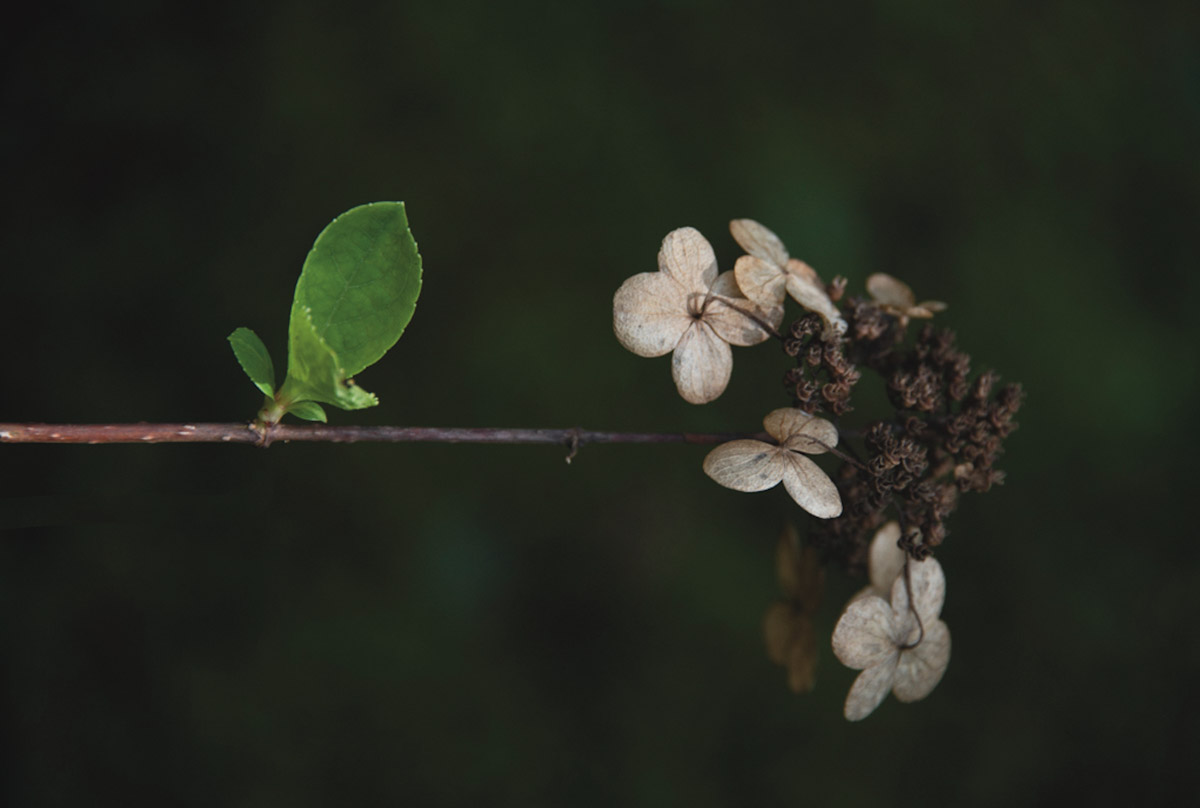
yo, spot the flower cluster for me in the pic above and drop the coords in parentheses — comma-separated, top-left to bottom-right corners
(612, 219, 1020, 720)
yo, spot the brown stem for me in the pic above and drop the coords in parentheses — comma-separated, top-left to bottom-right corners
(0, 423, 768, 453)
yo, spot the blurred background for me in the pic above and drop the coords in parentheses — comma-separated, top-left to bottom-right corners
(2, 1, 1197, 804)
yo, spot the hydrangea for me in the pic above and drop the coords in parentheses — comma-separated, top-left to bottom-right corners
(831, 554, 951, 720)
(613, 227, 781, 404)
(702, 408, 842, 519)
(730, 219, 847, 340)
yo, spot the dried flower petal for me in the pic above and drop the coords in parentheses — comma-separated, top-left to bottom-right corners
(866, 273, 917, 310)
(764, 408, 839, 454)
(892, 619, 950, 702)
(780, 454, 842, 519)
(705, 271, 782, 347)
(730, 218, 789, 267)
(701, 440, 789, 492)
(733, 254, 787, 310)
(831, 596, 896, 669)
(764, 602, 797, 665)
(867, 522, 905, 597)
(891, 554, 945, 625)
(843, 656, 900, 720)
(659, 226, 718, 290)
(612, 272, 691, 357)
(776, 523, 823, 608)
(670, 321, 734, 405)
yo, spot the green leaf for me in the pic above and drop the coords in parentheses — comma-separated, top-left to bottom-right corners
(277, 306, 378, 410)
(286, 400, 328, 422)
(290, 201, 422, 379)
(228, 327, 276, 396)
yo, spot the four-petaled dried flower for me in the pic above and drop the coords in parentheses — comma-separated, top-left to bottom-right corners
(831, 555, 951, 721)
(613, 227, 781, 404)
(730, 219, 847, 340)
(764, 524, 825, 692)
(866, 273, 947, 328)
(702, 408, 843, 519)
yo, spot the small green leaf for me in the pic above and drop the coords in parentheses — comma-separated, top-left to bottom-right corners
(287, 400, 328, 422)
(228, 327, 276, 396)
(277, 306, 378, 410)
(291, 201, 422, 378)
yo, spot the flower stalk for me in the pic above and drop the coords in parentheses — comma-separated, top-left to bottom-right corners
(0, 422, 767, 452)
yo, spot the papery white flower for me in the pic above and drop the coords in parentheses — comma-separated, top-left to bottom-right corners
(730, 219, 847, 339)
(702, 408, 842, 519)
(856, 521, 906, 601)
(613, 227, 782, 404)
(866, 273, 947, 327)
(831, 555, 951, 721)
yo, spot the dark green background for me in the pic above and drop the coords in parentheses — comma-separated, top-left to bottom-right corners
(2, 1, 1197, 804)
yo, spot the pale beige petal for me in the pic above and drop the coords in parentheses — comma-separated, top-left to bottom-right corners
(733, 255, 787, 312)
(866, 273, 916, 309)
(702, 440, 787, 491)
(831, 595, 896, 669)
(892, 619, 950, 703)
(672, 321, 732, 404)
(785, 273, 848, 337)
(708, 269, 742, 299)
(909, 300, 947, 318)
(786, 258, 819, 284)
(729, 219, 789, 267)
(764, 601, 796, 665)
(784, 617, 818, 693)
(780, 453, 843, 518)
(612, 272, 691, 357)
(775, 523, 802, 596)
(868, 522, 906, 597)
(764, 408, 839, 453)
(762, 301, 786, 331)
(658, 227, 718, 292)
(778, 530, 824, 610)
(704, 296, 776, 348)
(890, 556, 946, 622)
(844, 658, 899, 721)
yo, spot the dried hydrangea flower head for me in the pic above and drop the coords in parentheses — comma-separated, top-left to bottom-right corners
(702, 408, 843, 518)
(764, 524, 825, 692)
(613, 227, 782, 404)
(831, 555, 951, 720)
(865, 273, 947, 328)
(730, 219, 847, 340)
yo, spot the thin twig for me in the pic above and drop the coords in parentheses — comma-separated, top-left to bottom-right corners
(0, 423, 768, 455)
